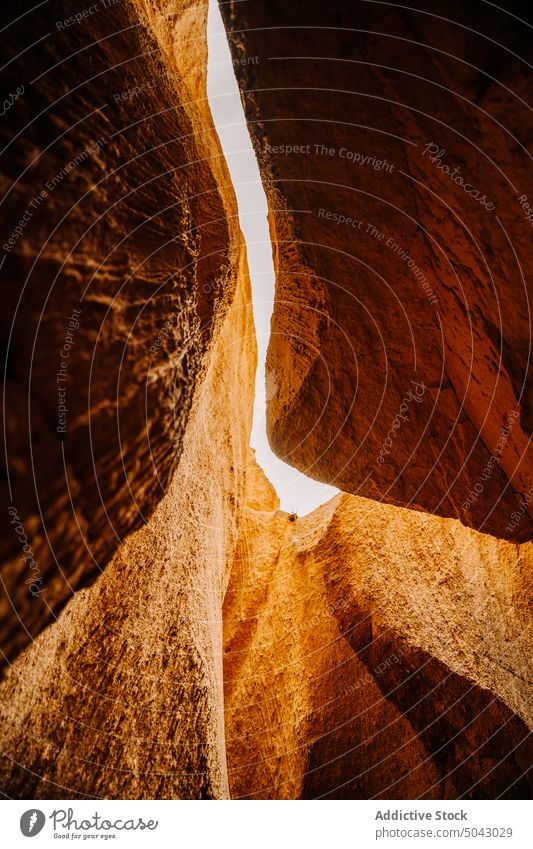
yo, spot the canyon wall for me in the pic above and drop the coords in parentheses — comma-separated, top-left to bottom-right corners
(0, 0, 531, 802)
(0, 266, 255, 798)
(0, 0, 256, 798)
(220, 0, 533, 542)
(0, 0, 237, 663)
(224, 459, 532, 799)
(219, 2, 532, 796)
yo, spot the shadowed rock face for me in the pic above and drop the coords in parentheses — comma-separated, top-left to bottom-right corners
(0, 0, 233, 663)
(223, 460, 533, 800)
(220, 0, 533, 542)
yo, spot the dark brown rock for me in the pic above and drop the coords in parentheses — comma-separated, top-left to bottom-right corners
(0, 0, 257, 798)
(1, 0, 531, 803)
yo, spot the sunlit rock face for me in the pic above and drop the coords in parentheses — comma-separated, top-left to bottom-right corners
(224, 460, 533, 799)
(220, 0, 533, 542)
(0, 0, 236, 663)
(0, 0, 531, 803)
(0, 0, 256, 799)
(0, 272, 256, 799)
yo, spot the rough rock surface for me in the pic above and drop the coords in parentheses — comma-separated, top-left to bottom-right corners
(0, 0, 237, 662)
(220, 0, 533, 542)
(0, 0, 256, 798)
(224, 460, 532, 799)
(1, 0, 531, 803)
(0, 270, 255, 798)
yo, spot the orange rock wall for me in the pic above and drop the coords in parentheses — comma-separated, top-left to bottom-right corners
(224, 460, 532, 799)
(0, 0, 256, 799)
(0, 0, 531, 803)
(220, 0, 533, 542)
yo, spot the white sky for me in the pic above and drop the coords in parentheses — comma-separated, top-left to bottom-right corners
(206, 0, 339, 514)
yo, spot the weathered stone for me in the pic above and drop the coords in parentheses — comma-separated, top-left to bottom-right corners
(0, 270, 255, 798)
(220, 0, 533, 542)
(0, 0, 531, 803)
(0, 0, 234, 663)
(0, 0, 256, 798)
(224, 460, 533, 799)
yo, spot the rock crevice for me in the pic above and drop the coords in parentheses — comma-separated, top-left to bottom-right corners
(0, 0, 531, 801)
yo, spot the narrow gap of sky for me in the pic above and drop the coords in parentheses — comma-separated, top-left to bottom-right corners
(206, 0, 339, 515)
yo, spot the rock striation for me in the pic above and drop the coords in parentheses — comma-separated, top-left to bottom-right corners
(0, 0, 256, 798)
(0, 0, 531, 802)
(224, 458, 532, 799)
(0, 270, 255, 799)
(220, 0, 533, 542)
(0, 0, 237, 661)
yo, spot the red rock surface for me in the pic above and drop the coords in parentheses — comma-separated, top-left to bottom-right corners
(220, 0, 533, 542)
(0, 0, 258, 799)
(0, 272, 256, 798)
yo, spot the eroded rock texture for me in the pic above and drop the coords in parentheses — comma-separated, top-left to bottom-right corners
(0, 0, 256, 798)
(220, 0, 533, 541)
(224, 460, 533, 799)
(0, 271, 255, 798)
(0, 0, 234, 661)
(1, 0, 531, 803)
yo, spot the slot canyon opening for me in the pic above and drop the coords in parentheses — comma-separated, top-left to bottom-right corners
(0, 0, 531, 807)
(206, 0, 339, 516)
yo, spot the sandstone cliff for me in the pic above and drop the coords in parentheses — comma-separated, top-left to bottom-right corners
(224, 458, 532, 799)
(220, 0, 533, 542)
(0, 0, 242, 663)
(0, 0, 531, 803)
(0, 0, 256, 798)
(0, 265, 255, 798)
